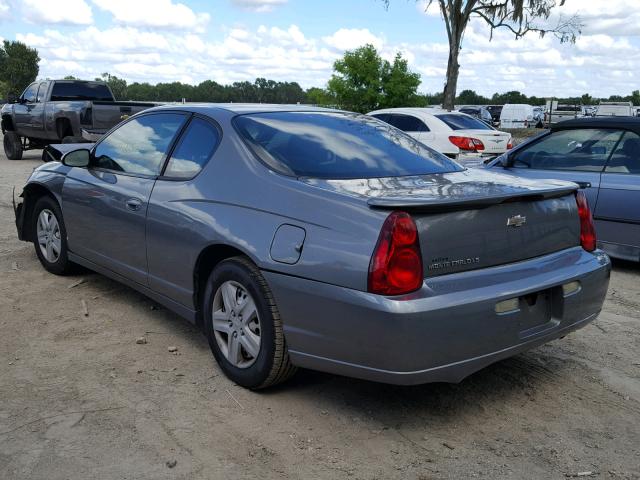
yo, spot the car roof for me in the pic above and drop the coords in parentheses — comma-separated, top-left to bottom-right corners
(552, 117, 640, 134)
(368, 107, 462, 117)
(146, 103, 342, 115)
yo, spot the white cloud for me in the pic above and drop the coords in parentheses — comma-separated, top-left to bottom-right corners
(0, 0, 9, 21)
(91, 0, 209, 31)
(22, 0, 92, 25)
(323, 28, 384, 50)
(230, 0, 287, 13)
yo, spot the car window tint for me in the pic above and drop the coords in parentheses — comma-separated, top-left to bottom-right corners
(386, 114, 430, 132)
(435, 114, 493, 130)
(370, 113, 389, 123)
(234, 112, 462, 179)
(93, 113, 186, 175)
(164, 118, 219, 179)
(22, 83, 38, 103)
(51, 82, 114, 101)
(606, 131, 640, 174)
(36, 82, 48, 102)
(513, 129, 624, 172)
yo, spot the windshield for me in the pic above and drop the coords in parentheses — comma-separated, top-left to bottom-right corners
(435, 113, 493, 131)
(50, 82, 114, 101)
(234, 112, 462, 179)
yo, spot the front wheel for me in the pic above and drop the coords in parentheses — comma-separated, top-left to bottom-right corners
(203, 257, 296, 389)
(32, 196, 75, 275)
(3, 131, 23, 160)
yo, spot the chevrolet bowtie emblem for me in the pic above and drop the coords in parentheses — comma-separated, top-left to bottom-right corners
(507, 215, 527, 227)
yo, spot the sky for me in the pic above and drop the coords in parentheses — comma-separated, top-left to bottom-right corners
(0, 0, 638, 98)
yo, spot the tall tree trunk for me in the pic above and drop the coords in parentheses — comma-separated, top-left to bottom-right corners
(442, 44, 460, 110)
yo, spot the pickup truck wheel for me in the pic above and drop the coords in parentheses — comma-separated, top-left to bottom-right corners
(202, 256, 297, 389)
(3, 132, 23, 160)
(32, 196, 75, 275)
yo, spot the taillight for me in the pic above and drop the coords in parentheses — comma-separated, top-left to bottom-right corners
(575, 191, 596, 252)
(507, 138, 513, 149)
(449, 136, 485, 151)
(368, 211, 423, 295)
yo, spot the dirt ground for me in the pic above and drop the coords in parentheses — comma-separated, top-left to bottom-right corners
(0, 139, 639, 480)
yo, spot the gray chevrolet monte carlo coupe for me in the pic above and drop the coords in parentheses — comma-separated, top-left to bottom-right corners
(14, 104, 611, 389)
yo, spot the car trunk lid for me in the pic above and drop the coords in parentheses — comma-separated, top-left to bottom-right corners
(458, 129, 511, 154)
(303, 169, 581, 278)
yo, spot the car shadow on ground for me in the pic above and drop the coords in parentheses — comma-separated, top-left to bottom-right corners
(611, 257, 640, 273)
(67, 266, 591, 424)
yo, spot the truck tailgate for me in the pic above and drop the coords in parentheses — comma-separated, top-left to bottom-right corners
(91, 101, 155, 130)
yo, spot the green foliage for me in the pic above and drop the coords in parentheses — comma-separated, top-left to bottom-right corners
(0, 40, 40, 98)
(96, 73, 128, 99)
(63, 75, 78, 80)
(456, 89, 488, 105)
(327, 44, 422, 112)
(305, 87, 335, 106)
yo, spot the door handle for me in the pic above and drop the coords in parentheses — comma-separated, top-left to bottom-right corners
(125, 198, 143, 211)
(572, 181, 592, 189)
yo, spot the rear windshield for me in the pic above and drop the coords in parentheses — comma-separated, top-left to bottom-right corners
(435, 114, 493, 131)
(50, 82, 114, 101)
(234, 112, 462, 179)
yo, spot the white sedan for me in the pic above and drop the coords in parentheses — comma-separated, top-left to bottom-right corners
(367, 107, 512, 160)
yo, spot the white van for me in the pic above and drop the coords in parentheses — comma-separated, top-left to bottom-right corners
(499, 104, 535, 128)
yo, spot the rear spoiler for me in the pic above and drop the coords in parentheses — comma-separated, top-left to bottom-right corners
(367, 185, 578, 213)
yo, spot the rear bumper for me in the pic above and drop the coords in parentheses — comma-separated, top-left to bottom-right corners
(264, 247, 611, 385)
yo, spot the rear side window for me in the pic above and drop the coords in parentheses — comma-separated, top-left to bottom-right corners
(164, 118, 219, 179)
(435, 114, 493, 131)
(513, 129, 624, 172)
(606, 131, 640, 174)
(51, 82, 114, 101)
(234, 112, 462, 179)
(93, 113, 187, 175)
(385, 114, 430, 132)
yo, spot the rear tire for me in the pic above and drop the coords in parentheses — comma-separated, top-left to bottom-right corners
(31, 196, 75, 275)
(3, 132, 23, 160)
(203, 256, 297, 389)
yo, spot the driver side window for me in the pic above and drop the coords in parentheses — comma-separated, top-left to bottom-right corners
(22, 83, 38, 103)
(93, 113, 187, 176)
(513, 129, 624, 172)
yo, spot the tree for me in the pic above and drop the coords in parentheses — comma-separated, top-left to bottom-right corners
(385, 1, 580, 110)
(96, 72, 128, 99)
(631, 90, 640, 106)
(378, 53, 421, 108)
(305, 87, 335, 106)
(0, 40, 40, 98)
(327, 44, 421, 113)
(456, 89, 488, 105)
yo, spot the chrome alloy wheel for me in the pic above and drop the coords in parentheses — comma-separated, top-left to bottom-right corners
(36, 209, 62, 263)
(212, 280, 261, 368)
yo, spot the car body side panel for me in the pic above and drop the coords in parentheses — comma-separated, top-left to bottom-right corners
(593, 171, 640, 260)
(145, 121, 385, 309)
(62, 168, 156, 286)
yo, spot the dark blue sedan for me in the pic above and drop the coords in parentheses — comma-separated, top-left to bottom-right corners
(489, 117, 640, 262)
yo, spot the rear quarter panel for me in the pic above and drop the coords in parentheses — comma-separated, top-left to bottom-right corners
(145, 115, 385, 309)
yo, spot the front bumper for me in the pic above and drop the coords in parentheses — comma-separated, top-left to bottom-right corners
(264, 247, 611, 385)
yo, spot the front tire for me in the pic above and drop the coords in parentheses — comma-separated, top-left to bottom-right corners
(203, 257, 296, 389)
(31, 196, 74, 275)
(3, 131, 23, 160)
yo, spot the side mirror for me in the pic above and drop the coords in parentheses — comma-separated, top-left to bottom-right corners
(62, 149, 91, 168)
(7, 93, 17, 103)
